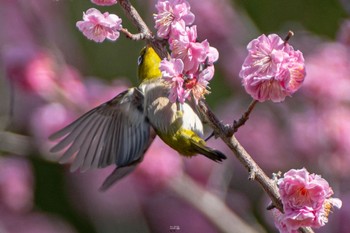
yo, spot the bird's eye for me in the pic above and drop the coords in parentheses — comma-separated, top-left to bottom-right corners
(137, 55, 143, 66)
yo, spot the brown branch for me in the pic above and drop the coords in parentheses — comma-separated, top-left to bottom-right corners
(231, 99, 258, 134)
(118, 0, 168, 59)
(118, 0, 153, 39)
(197, 100, 314, 233)
(284, 30, 294, 45)
(199, 100, 282, 210)
(120, 28, 147, 40)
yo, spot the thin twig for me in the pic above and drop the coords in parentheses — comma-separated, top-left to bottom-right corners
(284, 30, 294, 45)
(120, 28, 147, 40)
(232, 99, 258, 134)
(118, 0, 168, 59)
(118, 0, 153, 39)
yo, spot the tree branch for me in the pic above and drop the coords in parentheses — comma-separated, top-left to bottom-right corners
(118, 0, 153, 39)
(120, 28, 147, 40)
(198, 100, 282, 210)
(118, 0, 168, 59)
(232, 99, 258, 134)
(197, 100, 314, 233)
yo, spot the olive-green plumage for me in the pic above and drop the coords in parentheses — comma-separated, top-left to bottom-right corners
(50, 44, 226, 191)
(138, 45, 162, 82)
(138, 45, 226, 161)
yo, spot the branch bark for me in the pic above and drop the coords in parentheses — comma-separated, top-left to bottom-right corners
(198, 100, 283, 211)
(118, 0, 169, 59)
(197, 100, 314, 233)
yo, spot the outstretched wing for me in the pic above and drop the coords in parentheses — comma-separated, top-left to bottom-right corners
(49, 87, 152, 172)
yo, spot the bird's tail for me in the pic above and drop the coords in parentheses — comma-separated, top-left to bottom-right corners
(191, 140, 227, 162)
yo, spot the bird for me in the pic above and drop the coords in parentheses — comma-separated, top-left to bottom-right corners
(49, 44, 226, 191)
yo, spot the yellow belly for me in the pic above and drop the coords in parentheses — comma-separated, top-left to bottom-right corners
(157, 128, 205, 156)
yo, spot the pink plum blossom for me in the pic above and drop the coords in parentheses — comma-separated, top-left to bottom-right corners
(91, 0, 117, 6)
(76, 8, 122, 43)
(188, 65, 214, 103)
(154, 0, 195, 39)
(273, 168, 342, 232)
(189, 0, 251, 87)
(272, 209, 299, 233)
(240, 34, 306, 102)
(160, 57, 215, 103)
(155, 0, 219, 103)
(160, 58, 188, 103)
(170, 25, 218, 74)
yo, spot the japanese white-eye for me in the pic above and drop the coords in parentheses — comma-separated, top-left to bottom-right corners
(50, 45, 226, 190)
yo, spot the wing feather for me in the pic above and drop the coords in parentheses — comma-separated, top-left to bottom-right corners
(80, 116, 108, 172)
(50, 109, 98, 153)
(90, 114, 112, 169)
(50, 88, 152, 171)
(99, 112, 117, 167)
(58, 113, 99, 164)
(70, 115, 105, 172)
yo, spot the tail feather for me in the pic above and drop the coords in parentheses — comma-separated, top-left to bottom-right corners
(191, 140, 226, 162)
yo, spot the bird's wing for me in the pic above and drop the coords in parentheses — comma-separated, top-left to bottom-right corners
(49, 87, 152, 172)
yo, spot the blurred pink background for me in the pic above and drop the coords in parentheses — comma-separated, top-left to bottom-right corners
(0, 0, 349, 232)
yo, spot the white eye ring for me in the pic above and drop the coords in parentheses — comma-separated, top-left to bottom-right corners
(137, 55, 143, 65)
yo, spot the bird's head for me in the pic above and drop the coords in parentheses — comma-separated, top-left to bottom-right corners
(137, 45, 162, 83)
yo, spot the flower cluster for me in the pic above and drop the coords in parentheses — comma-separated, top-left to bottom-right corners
(273, 168, 342, 233)
(154, 0, 194, 39)
(240, 34, 306, 102)
(155, 0, 219, 103)
(76, 8, 122, 43)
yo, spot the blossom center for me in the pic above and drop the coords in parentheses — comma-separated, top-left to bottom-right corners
(158, 12, 174, 27)
(298, 187, 309, 197)
(185, 77, 197, 89)
(93, 25, 104, 36)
